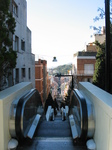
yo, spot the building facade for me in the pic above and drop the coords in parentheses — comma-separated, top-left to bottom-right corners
(35, 60, 43, 102)
(73, 52, 96, 84)
(11, 0, 35, 87)
(35, 59, 50, 105)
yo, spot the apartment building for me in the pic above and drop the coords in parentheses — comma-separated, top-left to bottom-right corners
(85, 26, 105, 52)
(73, 51, 97, 83)
(35, 59, 50, 105)
(73, 27, 105, 85)
(11, 0, 35, 87)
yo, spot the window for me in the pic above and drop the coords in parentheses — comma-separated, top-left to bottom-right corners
(21, 40, 25, 51)
(28, 68, 31, 79)
(21, 68, 25, 78)
(13, 2, 18, 17)
(15, 36, 19, 51)
(15, 68, 19, 83)
(84, 64, 94, 75)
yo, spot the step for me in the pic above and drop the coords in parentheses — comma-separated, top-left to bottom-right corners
(17, 137, 87, 150)
(34, 117, 72, 138)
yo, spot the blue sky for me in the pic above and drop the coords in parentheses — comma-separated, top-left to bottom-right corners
(26, 0, 105, 68)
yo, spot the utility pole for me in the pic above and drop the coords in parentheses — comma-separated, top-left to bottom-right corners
(105, 0, 111, 93)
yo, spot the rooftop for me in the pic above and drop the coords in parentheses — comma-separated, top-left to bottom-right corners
(74, 51, 97, 57)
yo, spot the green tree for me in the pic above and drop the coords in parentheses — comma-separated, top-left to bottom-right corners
(92, 2, 112, 93)
(0, 0, 17, 90)
(93, 23, 112, 92)
(90, 0, 112, 32)
(93, 41, 105, 90)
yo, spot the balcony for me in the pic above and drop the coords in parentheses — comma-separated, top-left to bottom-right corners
(76, 70, 94, 76)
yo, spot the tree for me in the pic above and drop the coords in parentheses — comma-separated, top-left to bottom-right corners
(92, 1, 112, 93)
(93, 41, 105, 90)
(0, 0, 17, 90)
(90, 0, 112, 33)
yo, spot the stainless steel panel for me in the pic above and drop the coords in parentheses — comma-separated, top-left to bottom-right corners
(27, 114, 41, 139)
(9, 99, 19, 138)
(69, 114, 79, 139)
(86, 100, 95, 138)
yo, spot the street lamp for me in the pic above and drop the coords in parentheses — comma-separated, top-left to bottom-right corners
(52, 56, 57, 62)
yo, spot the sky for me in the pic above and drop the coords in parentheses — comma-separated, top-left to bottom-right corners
(26, 0, 105, 68)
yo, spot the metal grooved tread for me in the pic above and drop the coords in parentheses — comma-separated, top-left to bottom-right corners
(17, 116, 87, 150)
(17, 138, 87, 150)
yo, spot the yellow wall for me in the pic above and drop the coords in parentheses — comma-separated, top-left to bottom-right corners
(0, 82, 32, 150)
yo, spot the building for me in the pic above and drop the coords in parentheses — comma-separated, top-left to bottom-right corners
(35, 60, 43, 102)
(73, 51, 97, 84)
(47, 72, 51, 98)
(50, 79, 58, 99)
(73, 27, 105, 85)
(35, 59, 50, 105)
(85, 26, 105, 52)
(10, 0, 35, 87)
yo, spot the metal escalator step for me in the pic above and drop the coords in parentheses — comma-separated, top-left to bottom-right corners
(34, 118, 72, 137)
(17, 137, 87, 150)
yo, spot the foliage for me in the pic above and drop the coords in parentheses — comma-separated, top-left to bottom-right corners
(92, 2, 112, 93)
(90, 0, 112, 33)
(0, 0, 17, 89)
(93, 41, 105, 90)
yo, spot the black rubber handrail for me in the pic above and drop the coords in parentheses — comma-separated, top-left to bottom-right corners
(70, 89, 88, 141)
(15, 88, 42, 141)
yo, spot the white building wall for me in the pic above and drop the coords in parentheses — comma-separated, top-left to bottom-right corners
(94, 34, 105, 44)
(72, 55, 77, 75)
(12, 0, 35, 87)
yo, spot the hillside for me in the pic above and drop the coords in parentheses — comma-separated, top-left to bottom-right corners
(48, 64, 72, 75)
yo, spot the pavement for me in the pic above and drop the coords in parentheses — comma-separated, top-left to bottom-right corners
(17, 112, 87, 150)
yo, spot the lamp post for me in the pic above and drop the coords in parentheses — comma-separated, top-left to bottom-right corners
(52, 56, 57, 62)
(105, 0, 111, 93)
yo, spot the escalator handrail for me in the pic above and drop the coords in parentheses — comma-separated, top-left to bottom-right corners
(70, 89, 88, 141)
(15, 88, 40, 141)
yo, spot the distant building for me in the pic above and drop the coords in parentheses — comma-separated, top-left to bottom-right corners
(92, 26, 105, 44)
(50, 79, 58, 99)
(10, 0, 35, 88)
(35, 59, 50, 105)
(85, 26, 105, 52)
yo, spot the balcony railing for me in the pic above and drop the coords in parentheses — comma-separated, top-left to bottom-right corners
(75, 70, 94, 76)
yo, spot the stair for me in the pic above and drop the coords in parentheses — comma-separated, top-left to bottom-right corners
(34, 116, 71, 138)
(17, 113, 87, 150)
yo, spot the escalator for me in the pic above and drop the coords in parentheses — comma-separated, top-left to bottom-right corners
(69, 89, 95, 143)
(11, 88, 94, 150)
(17, 110, 87, 150)
(9, 88, 43, 142)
